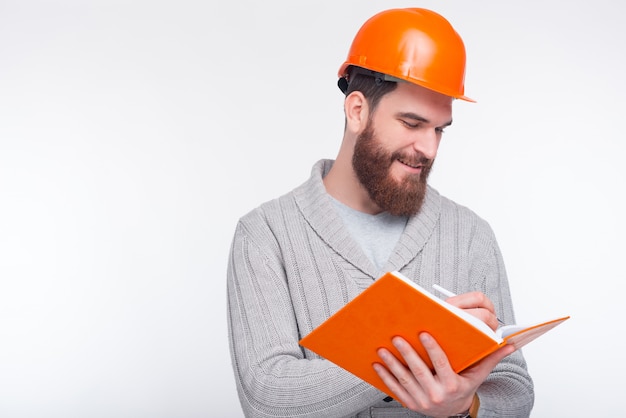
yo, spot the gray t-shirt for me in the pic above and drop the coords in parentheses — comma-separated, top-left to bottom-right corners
(331, 197, 408, 270)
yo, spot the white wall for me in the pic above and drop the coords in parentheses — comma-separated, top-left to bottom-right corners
(1, 1, 624, 417)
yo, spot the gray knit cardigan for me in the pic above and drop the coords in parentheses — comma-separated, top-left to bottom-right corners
(227, 160, 534, 418)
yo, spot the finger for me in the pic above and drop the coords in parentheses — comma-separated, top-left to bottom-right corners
(391, 336, 437, 387)
(400, 334, 475, 414)
(466, 308, 499, 330)
(373, 349, 418, 408)
(447, 291, 495, 312)
(377, 344, 424, 391)
(481, 344, 516, 370)
(447, 292, 499, 330)
(417, 332, 456, 381)
(462, 344, 516, 382)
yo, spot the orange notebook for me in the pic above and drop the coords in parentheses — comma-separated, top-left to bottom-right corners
(299, 271, 569, 397)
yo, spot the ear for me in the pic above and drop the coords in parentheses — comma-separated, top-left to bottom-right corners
(344, 91, 369, 134)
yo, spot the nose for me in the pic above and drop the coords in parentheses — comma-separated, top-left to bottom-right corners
(412, 129, 441, 160)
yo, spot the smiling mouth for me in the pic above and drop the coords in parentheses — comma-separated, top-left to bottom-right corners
(397, 158, 423, 169)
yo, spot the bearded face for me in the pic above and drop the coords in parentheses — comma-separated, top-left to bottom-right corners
(352, 119, 434, 217)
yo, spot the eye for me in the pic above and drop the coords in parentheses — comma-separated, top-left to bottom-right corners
(435, 127, 446, 134)
(400, 119, 419, 129)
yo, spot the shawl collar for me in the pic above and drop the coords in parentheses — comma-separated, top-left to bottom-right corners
(293, 159, 441, 279)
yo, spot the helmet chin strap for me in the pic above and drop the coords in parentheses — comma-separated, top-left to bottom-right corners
(337, 77, 349, 94)
(338, 66, 405, 95)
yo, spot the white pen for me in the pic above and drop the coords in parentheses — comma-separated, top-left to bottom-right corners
(432, 284, 456, 298)
(432, 284, 505, 325)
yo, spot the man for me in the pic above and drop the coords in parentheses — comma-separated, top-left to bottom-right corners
(227, 8, 534, 418)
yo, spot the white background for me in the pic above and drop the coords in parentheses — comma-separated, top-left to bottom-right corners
(1, 0, 624, 417)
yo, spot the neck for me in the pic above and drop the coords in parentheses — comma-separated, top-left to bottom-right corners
(324, 145, 382, 215)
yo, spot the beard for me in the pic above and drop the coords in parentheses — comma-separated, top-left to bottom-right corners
(352, 122, 434, 217)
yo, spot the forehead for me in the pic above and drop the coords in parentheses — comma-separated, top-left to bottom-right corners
(377, 81, 453, 121)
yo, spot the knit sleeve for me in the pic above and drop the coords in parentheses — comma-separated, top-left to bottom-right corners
(469, 221, 535, 417)
(227, 218, 380, 418)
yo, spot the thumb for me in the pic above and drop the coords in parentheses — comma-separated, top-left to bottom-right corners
(463, 345, 516, 381)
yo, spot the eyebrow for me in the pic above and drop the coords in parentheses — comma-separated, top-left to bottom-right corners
(396, 112, 453, 128)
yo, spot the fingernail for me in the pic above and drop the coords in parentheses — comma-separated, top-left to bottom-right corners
(392, 336, 404, 349)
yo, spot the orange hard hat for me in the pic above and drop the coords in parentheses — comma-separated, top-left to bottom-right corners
(338, 8, 474, 102)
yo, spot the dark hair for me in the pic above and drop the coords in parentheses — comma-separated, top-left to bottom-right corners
(340, 66, 398, 112)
